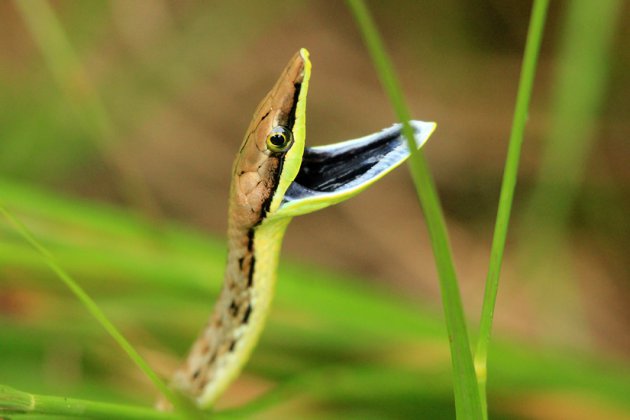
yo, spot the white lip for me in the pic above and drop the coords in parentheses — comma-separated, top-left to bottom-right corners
(308, 120, 435, 154)
(274, 120, 436, 218)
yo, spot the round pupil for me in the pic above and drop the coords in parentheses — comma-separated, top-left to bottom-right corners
(270, 134, 286, 146)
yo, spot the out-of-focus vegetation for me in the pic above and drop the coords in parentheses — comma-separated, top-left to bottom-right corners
(1, 1, 629, 418)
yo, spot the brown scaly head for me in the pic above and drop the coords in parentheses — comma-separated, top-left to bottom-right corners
(228, 50, 306, 234)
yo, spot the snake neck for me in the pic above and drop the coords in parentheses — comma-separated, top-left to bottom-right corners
(170, 216, 290, 407)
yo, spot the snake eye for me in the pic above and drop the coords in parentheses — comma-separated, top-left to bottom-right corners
(266, 126, 293, 153)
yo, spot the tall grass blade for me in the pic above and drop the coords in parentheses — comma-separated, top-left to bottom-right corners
(12, 0, 159, 217)
(0, 384, 180, 419)
(0, 204, 190, 415)
(515, 0, 622, 330)
(474, 1, 549, 418)
(345, 1, 482, 418)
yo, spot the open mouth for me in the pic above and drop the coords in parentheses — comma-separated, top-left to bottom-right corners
(281, 120, 436, 208)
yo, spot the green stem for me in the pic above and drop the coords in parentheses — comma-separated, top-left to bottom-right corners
(516, 0, 621, 302)
(0, 204, 193, 416)
(474, 1, 549, 418)
(345, 1, 482, 418)
(0, 384, 179, 419)
(12, 0, 160, 218)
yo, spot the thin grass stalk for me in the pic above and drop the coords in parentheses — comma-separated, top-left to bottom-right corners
(12, 0, 159, 217)
(520, 0, 621, 253)
(0, 204, 198, 418)
(345, 1, 482, 418)
(474, 1, 549, 418)
(0, 385, 181, 420)
(515, 0, 621, 319)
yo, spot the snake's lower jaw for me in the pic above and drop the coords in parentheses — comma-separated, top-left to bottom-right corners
(275, 120, 436, 218)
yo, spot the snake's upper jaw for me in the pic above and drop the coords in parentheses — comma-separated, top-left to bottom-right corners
(275, 120, 436, 218)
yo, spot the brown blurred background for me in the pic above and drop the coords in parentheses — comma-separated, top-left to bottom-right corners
(1, 0, 628, 362)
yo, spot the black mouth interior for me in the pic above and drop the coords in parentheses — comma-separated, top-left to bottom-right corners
(284, 127, 407, 202)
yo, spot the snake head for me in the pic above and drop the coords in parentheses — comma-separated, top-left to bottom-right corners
(231, 48, 435, 226)
(230, 49, 310, 229)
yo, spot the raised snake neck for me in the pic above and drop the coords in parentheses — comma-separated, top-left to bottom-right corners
(168, 52, 306, 407)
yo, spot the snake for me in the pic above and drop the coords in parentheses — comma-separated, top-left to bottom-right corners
(167, 48, 435, 408)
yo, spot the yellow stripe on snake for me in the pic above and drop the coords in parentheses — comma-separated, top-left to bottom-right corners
(164, 49, 435, 408)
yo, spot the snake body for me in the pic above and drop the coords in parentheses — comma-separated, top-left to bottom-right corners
(168, 49, 436, 408)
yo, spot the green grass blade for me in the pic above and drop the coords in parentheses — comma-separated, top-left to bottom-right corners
(12, 0, 158, 216)
(515, 0, 622, 318)
(474, 1, 549, 418)
(0, 203, 191, 416)
(345, 1, 482, 418)
(522, 0, 621, 245)
(0, 384, 180, 419)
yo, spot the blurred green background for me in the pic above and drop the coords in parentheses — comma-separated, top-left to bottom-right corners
(1, 1, 629, 418)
